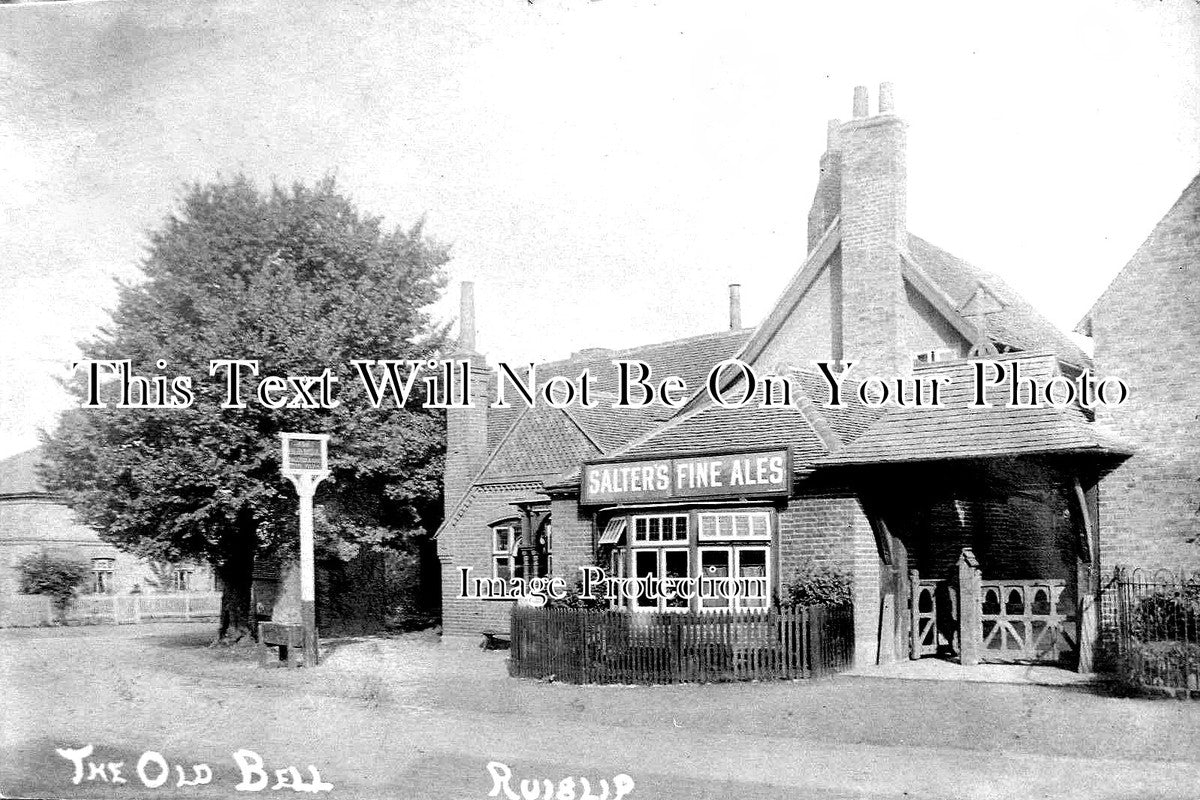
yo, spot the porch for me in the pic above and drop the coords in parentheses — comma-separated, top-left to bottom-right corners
(853, 456, 1108, 672)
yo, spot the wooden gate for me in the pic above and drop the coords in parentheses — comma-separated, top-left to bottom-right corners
(979, 580, 1075, 663)
(910, 573, 956, 658)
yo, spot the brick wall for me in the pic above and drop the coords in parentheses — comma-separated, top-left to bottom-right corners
(778, 489, 881, 666)
(437, 481, 541, 639)
(548, 497, 595, 587)
(1090, 175, 1200, 572)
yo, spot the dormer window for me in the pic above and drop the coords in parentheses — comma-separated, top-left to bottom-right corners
(913, 348, 958, 365)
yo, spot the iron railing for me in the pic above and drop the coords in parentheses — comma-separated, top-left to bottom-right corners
(1101, 568, 1200, 698)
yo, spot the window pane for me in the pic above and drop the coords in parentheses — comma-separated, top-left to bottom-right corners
(494, 557, 511, 581)
(634, 551, 658, 608)
(700, 515, 716, 539)
(648, 518, 660, 542)
(718, 515, 733, 538)
(751, 514, 768, 538)
(738, 549, 768, 608)
(700, 550, 731, 608)
(634, 518, 647, 541)
(663, 550, 689, 608)
(673, 516, 688, 540)
(494, 527, 509, 553)
(734, 514, 749, 538)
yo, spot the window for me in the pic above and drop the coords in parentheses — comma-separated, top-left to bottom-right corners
(542, 521, 553, 577)
(697, 511, 770, 541)
(91, 558, 115, 594)
(632, 514, 688, 544)
(491, 522, 522, 581)
(632, 548, 689, 611)
(173, 568, 194, 592)
(698, 546, 769, 612)
(914, 348, 958, 365)
(598, 517, 626, 546)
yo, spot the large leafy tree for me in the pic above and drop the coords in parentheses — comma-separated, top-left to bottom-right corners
(41, 176, 449, 640)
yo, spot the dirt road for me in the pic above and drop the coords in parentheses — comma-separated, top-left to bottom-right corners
(2, 623, 1199, 799)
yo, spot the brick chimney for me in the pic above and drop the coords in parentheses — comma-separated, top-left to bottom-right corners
(836, 82, 909, 378)
(444, 281, 491, 516)
(728, 283, 742, 330)
(807, 119, 843, 252)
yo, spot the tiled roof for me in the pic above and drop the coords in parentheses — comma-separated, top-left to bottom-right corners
(816, 353, 1131, 467)
(907, 235, 1091, 368)
(0, 448, 47, 496)
(617, 402, 831, 467)
(478, 329, 752, 481)
(536, 329, 753, 399)
(478, 404, 602, 482)
(543, 370, 883, 491)
(487, 406, 521, 453)
(562, 396, 677, 453)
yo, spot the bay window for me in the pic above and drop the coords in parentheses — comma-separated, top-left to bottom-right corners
(613, 509, 772, 612)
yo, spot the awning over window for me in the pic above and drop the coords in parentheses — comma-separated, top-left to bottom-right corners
(598, 518, 626, 546)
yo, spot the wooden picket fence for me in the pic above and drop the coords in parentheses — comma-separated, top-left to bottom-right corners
(0, 592, 221, 627)
(509, 603, 853, 684)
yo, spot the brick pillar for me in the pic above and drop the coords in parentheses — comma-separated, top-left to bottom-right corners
(838, 83, 909, 380)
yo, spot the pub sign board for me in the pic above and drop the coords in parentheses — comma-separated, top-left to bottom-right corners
(281, 432, 330, 475)
(580, 449, 790, 506)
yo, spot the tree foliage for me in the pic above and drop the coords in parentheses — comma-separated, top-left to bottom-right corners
(40, 175, 450, 639)
(18, 549, 90, 618)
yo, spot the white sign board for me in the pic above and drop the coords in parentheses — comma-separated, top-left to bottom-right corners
(281, 433, 329, 475)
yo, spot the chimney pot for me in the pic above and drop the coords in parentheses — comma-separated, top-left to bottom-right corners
(852, 86, 869, 119)
(459, 281, 476, 351)
(728, 283, 743, 330)
(878, 82, 895, 114)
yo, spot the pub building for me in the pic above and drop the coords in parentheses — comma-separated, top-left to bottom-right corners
(435, 84, 1135, 671)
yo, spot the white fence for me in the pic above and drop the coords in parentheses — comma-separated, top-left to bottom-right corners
(0, 592, 221, 627)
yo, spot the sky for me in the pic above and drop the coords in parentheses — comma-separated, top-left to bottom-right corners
(1, 0, 1198, 459)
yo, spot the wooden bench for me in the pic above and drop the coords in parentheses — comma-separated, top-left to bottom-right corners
(259, 622, 305, 668)
(480, 630, 510, 650)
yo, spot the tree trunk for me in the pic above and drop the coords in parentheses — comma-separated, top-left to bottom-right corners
(216, 527, 256, 642)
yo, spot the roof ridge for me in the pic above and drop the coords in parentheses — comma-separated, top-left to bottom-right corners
(537, 327, 751, 370)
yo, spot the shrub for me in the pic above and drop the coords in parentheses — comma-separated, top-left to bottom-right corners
(1132, 586, 1200, 643)
(18, 549, 90, 621)
(782, 562, 853, 607)
(547, 579, 607, 610)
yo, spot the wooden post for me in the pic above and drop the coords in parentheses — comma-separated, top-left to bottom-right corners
(908, 568, 921, 660)
(297, 475, 319, 667)
(957, 548, 981, 667)
(1072, 476, 1099, 673)
(281, 433, 330, 669)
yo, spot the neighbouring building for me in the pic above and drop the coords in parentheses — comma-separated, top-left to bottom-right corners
(0, 447, 213, 598)
(1076, 173, 1200, 573)
(435, 84, 1170, 673)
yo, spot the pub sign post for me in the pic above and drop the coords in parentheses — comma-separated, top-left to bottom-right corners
(280, 432, 331, 667)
